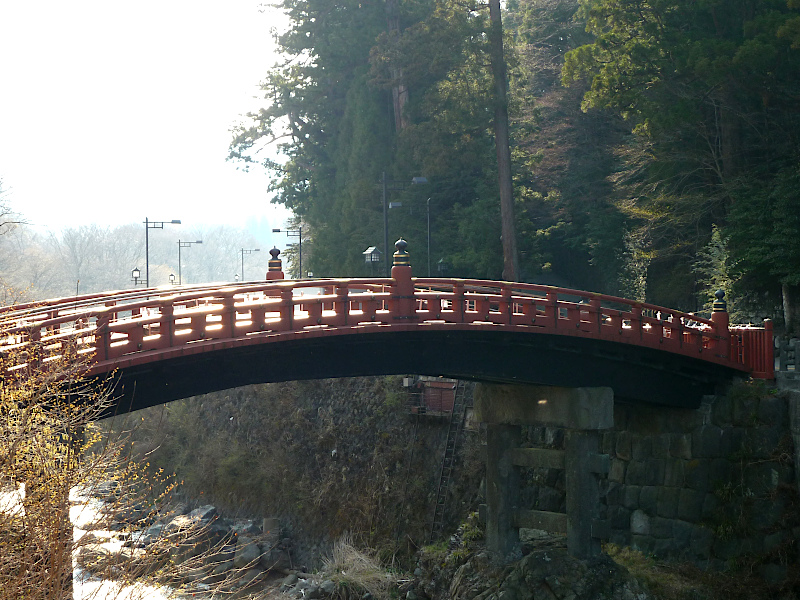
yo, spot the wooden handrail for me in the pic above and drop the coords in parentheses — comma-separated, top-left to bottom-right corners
(0, 276, 773, 380)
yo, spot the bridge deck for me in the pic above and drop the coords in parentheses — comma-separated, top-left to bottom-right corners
(0, 270, 773, 413)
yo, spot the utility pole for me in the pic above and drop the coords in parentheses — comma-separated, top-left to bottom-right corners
(240, 248, 260, 281)
(144, 218, 181, 287)
(383, 172, 389, 277)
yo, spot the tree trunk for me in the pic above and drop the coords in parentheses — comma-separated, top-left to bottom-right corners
(386, 0, 409, 132)
(783, 282, 800, 336)
(719, 97, 740, 180)
(489, 0, 518, 282)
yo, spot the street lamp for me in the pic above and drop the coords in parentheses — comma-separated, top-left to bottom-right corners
(177, 239, 202, 285)
(131, 267, 145, 286)
(273, 227, 303, 278)
(144, 218, 181, 287)
(239, 248, 260, 281)
(381, 172, 427, 276)
(362, 246, 382, 276)
(426, 198, 432, 277)
(169, 273, 176, 285)
(235, 274, 239, 283)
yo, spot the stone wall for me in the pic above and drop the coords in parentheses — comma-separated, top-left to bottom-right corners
(518, 382, 799, 577)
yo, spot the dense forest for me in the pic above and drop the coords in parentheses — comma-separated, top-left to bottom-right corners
(230, 0, 800, 330)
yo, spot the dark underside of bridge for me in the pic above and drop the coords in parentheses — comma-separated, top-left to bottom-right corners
(99, 329, 745, 416)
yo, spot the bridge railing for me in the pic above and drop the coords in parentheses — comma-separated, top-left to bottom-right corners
(0, 263, 773, 379)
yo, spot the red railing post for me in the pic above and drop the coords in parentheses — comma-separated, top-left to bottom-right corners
(710, 289, 730, 360)
(222, 294, 237, 338)
(280, 288, 294, 331)
(391, 239, 416, 322)
(588, 298, 601, 334)
(502, 286, 513, 324)
(95, 312, 110, 361)
(631, 304, 642, 340)
(266, 247, 285, 280)
(160, 300, 174, 349)
(333, 283, 349, 326)
(546, 290, 558, 329)
(452, 282, 465, 323)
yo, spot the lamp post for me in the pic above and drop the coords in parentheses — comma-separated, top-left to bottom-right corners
(144, 218, 181, 287)
(381, 173, 427, 277)
(273, 227, 303, 278)
(239, 248, 260, 281)
(169, 273, 176, 285)
(235, 274, 239, 283)
(426, 197, 432, 277)
(177, 239, 202, 285)
(362, 246, 382, 276)
(131, 267, 145, 287)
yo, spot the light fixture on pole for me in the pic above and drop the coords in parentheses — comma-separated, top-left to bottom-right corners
(177, 239, 202, 285)
(362, 246, 382, 276)
(381, 173, 427, 277)
(273, 227, 303, 278)
(169, 273, 176, 285)
(235, 274, 239, 283)
(144, 218, 181, 287)
(131, 267, 145, 286)
(239, 248, 260, 282)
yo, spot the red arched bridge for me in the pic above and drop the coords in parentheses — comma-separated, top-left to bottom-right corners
(0, 243, 773, 414)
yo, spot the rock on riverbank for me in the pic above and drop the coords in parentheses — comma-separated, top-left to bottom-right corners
(76, 496, 292, 594)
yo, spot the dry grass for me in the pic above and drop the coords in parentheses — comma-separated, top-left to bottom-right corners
(321, 535, 403, 600)
(606, 544, 798, 600)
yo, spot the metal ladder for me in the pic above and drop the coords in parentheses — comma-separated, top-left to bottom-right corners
(428, 380, 473, 542)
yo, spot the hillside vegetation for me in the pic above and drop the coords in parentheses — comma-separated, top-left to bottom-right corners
(231, 0, 800, 330)
(114, 377, 484, 566)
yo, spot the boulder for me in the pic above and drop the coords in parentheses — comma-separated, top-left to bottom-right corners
(234, 535, 262, 569)
(138, 523, 165, 545)
(320, 580, 337, 595)
(234, 567, 265, 590)
(188, 504, 218, 521)
(281, 572, 299, 591)
(212, 560, 235, 576)
(204, 544, 236, 567)
(260, 543, 291, 571)
(231, 519, 261, 535)
(305, 582, 323, 599)
(91, 480, 121, 501)
(164, 514, 196, 533)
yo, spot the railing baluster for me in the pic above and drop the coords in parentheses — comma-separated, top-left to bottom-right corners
(160, 301, 174, 348)
(453, 282, 465, 324)
(280, 289, 294, 331)
(335, 284, 349, 327)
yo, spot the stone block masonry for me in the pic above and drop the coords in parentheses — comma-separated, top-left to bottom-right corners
(514, 382, 800, 581)
(476, 384, 614, 561)
(603, 385, 797, 570)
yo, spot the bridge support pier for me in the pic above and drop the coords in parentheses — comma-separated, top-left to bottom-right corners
(475, 384, 613, 561)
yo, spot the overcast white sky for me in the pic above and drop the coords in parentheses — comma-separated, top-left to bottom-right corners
(0, 0, 291, 240)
